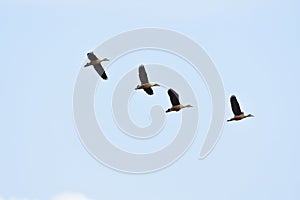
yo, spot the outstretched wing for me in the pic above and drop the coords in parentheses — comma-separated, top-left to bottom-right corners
(143, 88, 153, 95)
(87, 52, 98, 61)
(93, 63, 108, 80)
(138, 65, 149, 84)
(230, 95, 243, 116)
(168, 89, 180, 106)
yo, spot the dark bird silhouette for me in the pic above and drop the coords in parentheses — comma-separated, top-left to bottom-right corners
(135, 65, 160, 95)
(166, 88, 192, 113)
(227, 95, 254, 122)
(84, 52, 109, 80)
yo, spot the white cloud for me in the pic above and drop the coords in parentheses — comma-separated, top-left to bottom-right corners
(1, 0, 275, 19)
(8, 198, 29, 200)
(0, 193, 93, 200)
(0, 197, 29, 200)
(51, 192, 94, 200)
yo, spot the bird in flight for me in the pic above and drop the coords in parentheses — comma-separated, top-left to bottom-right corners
(84, 52, 109, 80)
(227, 95, 254, 122)
(166, 88, 192, 113)
(135, 65, 160, 95)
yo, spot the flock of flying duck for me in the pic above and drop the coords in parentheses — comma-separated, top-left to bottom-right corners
(84, 52, 254, 122)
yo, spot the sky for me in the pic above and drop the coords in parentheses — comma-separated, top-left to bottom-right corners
(0, 0, 300, 199)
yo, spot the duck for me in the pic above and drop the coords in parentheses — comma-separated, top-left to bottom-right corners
(84, 52, 109, 80)
(227, 95, 254, 122)
(135, 65, 160, 95)
(166, 88, 192, 113)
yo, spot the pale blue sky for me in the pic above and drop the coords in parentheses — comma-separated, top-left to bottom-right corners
(0, 0, 300, 199)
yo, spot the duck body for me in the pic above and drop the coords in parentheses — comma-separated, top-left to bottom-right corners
(227, 114, 249, 121)
(166, 105, 186, 112)
(136, 83, 155, 90)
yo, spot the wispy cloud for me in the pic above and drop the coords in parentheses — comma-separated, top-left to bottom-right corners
(0, 193, 93, 200)
(0, 197, 29, 200)
(1, 0, 274, 19)
(51, 192, 94, 200)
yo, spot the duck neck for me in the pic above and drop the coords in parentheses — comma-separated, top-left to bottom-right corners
(183, 105, 192, 108)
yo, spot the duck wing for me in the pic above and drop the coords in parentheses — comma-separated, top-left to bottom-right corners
(94, 63, 108, 80)
(138, 65, 149, 84)
(87, 52, 98, 61)
(230, 95, 243, 116)
(168, 89, 180, 106)
(143, 87, 153, 95)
